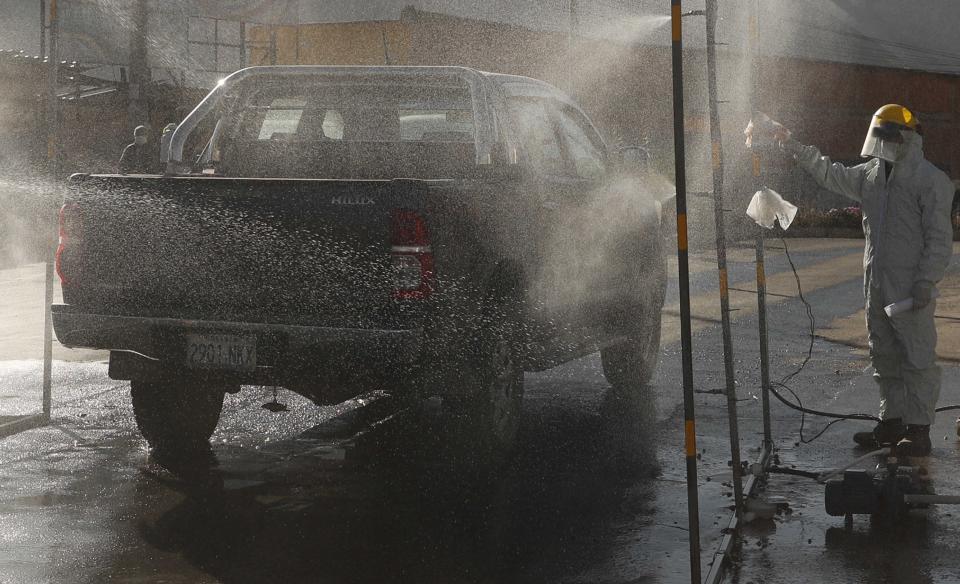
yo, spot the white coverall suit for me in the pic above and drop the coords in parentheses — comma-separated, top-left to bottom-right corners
(791, 132, 954, 425)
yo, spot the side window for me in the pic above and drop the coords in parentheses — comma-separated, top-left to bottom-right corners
(556, 107, 606, 180)
(320, 109, 345, 140)
(256, 98, 306, 140)
(398, 110, 475, 142)
(507, 99, 564, 176)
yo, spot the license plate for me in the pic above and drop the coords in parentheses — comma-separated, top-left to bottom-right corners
(185, 334, 257, 372)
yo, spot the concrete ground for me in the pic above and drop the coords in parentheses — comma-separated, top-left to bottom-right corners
(2, 239, 960, 583)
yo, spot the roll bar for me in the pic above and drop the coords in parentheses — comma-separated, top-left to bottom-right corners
(164, 66, 502, 175)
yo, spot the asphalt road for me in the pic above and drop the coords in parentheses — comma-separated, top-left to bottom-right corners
(3, 238, 960, 583)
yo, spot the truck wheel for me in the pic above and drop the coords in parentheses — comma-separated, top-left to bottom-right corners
(130, 379, 226, 452)
(602, 231, 666, 393)
(601, 318, 662, 392)
(443, 310, 525, 467)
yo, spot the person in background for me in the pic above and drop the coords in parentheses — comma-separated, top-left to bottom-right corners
(118, 125, 157, 174)
(750, 105, 954, 457)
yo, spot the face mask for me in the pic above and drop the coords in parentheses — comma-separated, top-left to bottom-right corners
(135, 136, 148, 146)
(861, 120, 907, 163)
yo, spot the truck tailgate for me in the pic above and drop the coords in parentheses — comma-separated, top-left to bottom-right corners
(62, 175, 433, 328)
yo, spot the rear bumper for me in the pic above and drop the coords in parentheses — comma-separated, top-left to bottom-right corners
(52, 304, 423, 378)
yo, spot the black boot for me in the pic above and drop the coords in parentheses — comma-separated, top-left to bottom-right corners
(852, 418, 906, 449)
(896, 425, 932, 457)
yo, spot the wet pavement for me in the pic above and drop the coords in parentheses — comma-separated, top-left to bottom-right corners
(0, 357, 722, 584)
(3, 238, 960, 583)
(726, 338, 960, 584)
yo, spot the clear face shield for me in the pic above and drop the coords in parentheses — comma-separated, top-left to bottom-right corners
(861, 118, 908, 162)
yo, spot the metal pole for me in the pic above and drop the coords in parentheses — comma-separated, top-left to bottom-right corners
(749, 2, 773, 450)
(128, 0, 149, 126)
(567, 0, 578, 91)
(239, 21, 246, 67)
(568, 1, 578, 59)
(671, 2, 701, 582)
(295, 21, 301, 65)
(42, 0, 59, 421)
(40, 0, 46, 59)
(381, 24, 391, 65)
(269, 30, 277, 65)
(704, 0, 744, 518)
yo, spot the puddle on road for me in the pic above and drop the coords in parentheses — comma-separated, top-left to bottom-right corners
(96, 387, 693, 584)
(8, 492, 80, 508)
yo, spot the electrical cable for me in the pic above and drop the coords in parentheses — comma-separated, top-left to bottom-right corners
(760, 236, 960, 445)
(762, 236, 878, 446)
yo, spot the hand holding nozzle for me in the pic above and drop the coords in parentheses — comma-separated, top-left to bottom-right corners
(884, 285, 939, 317)
(744, 113, 794, 150)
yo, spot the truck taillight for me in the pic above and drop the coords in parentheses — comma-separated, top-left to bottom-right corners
(391, 209, 433, 299)
(55, 203, 82, 286)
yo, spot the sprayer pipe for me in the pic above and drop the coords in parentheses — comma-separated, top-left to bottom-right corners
(817, 448, 890, 483)
(671, 2, 702, 582)
(703, 0, 744, 522)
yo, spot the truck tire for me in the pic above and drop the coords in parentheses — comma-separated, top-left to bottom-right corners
(442, 303, 525, 467)
(130, 379, 226, 452)
(602, 230, 666, 393)
(601, 321, 662, 391)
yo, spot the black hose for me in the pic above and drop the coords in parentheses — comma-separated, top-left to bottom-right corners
(767, 466, 820, 480)
(768, 381, 878, 422)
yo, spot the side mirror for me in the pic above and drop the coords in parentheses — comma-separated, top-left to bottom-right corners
(612, 145, 651, 174)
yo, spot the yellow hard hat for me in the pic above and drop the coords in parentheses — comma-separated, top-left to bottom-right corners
(872, 104, 919, 131)
(862, 104, 920, 160)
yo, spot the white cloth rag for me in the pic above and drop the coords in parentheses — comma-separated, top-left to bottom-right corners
(746, 187, 798, 230)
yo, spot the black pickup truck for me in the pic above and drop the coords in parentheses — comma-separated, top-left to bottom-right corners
(53, 66, 666, 458)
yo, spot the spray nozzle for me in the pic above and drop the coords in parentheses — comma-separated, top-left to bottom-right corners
(744, 113, 791, 148)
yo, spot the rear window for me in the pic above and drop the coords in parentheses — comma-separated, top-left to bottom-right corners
(218, 81, 478, 179)
(237, 84, 475, 144)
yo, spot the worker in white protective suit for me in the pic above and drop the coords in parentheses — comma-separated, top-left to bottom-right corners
(752, 105, 954, 457)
